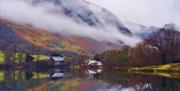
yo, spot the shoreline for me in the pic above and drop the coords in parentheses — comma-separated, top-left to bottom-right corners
(114, 63, 180, 78)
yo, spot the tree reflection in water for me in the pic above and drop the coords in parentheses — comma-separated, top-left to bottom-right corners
(0, 69, 179, 91)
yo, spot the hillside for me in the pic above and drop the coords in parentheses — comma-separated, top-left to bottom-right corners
(0, 0, 134, 55)
(0, 19, 88, 54)
(0, 19, 122, 56)
(29, 0, 131, 34)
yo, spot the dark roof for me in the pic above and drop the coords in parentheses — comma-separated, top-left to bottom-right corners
(51, 53, 63, 57)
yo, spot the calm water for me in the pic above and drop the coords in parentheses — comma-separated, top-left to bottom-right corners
(0, 68, 179, 91)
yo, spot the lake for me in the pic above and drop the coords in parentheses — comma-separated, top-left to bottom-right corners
(0, 68, 179, 91)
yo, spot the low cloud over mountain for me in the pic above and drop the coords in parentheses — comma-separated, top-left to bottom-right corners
(0, 0, 141, 47)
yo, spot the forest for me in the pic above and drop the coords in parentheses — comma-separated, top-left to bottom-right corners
(93, 24, 180, 68)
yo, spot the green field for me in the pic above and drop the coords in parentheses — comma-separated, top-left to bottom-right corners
(0, 51, 5, 64)
(140, 63, 180, 72)
(115, 63, 180, 78)
(116, 63, 180, 72)
(0, 51, 71, 64)
(32, 54, 50, 61)
(0, 51, 50, 63)
(128, 63, 180, 72)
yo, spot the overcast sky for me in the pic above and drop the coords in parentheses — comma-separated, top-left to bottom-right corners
(86, 0, 180, 27)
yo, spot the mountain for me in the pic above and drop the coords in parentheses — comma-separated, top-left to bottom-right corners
(0, 19, 121, 56)
(0, 0, 133, 56)
(2, 0, 162, 56)
(29, 0, 131, 34)
(0, 19, 86, 55)
(123, 22, 146, 34)
(124, 22, 159, 38)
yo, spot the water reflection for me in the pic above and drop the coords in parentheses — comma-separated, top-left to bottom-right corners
(0, 68, 179, 91)
(86, 69, 102, 75)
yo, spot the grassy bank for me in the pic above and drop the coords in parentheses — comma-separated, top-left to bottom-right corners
(0, 51, 5, 64)
(116, 63, 180, 72)
(135, 63, 179, 72)
(115, 63, 180, 78)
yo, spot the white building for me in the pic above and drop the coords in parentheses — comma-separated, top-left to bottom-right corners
(86, 60, 103, 68)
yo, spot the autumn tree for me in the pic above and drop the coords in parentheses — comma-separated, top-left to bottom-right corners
(130, 23, 180, 66)
(94, 46, 130, 68)
(129, 43, 162, 67)
(145, 23, 180, 64)
(4, 44, 18, 64)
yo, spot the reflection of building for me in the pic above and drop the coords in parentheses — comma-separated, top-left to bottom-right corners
(86, 68, 102, 79)
(48, 69, 64, 79)
(87, 69, 102, 75)
(25, 71, 33, 80)
(48, 53, 64, 65)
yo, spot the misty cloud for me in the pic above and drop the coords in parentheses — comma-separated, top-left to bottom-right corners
(0, 0, 141, 47)
(86, 0, 180, 27)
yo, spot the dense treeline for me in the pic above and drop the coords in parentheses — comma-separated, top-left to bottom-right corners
(94, 24, 180, 67)
(130, 24, 180, 67)
(94, 46, 129, 68)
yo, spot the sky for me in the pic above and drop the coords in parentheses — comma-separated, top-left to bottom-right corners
(86, 0, 180, 27)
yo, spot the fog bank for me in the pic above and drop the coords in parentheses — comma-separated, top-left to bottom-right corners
(0, 0, 141, 47)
